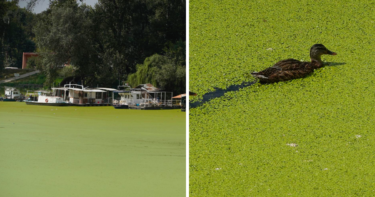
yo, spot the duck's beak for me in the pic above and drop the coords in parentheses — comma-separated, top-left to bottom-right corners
(328, 50, 337, 55)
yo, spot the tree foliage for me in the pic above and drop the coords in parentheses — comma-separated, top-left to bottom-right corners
(3, 0, 186, 94)
(0, 0, 35, 69)
(127, 51, 186, 94)
(128, 54, 165, 88)
(33, 1, 96, 86)
(92, 0, 184, 80)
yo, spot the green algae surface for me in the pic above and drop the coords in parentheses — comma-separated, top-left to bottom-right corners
(190, 0, 375, 196)
(190, 0, 374, 100)
(0, 102, 185, 197)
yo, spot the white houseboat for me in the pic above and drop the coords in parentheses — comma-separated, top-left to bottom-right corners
(3, 87, 21, 101)
(52, 84, 116, 106)
(26, 84, 116, 106)
(113, 83, 179, 110)
(25, 90, 68, 106)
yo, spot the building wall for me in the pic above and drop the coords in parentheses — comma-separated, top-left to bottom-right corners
(22, 53, 38, 69)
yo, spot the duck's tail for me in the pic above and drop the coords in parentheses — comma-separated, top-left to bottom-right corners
(251, 72, 268, 79)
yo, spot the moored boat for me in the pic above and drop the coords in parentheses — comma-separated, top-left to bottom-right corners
(52, 84, 115, 106)
(113, 84, 180, 110)
(3, 87, 21, 101)
(25, 90, 69, 106)
(25, 84, 116, 106)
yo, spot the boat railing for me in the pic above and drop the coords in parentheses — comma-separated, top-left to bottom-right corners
(113, 98, 175, 107)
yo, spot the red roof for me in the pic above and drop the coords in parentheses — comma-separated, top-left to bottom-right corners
(172, 94, 186, 99)
(172, 92, 197, 99)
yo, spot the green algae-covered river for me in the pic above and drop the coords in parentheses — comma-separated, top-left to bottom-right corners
(0, 102, 185, 197)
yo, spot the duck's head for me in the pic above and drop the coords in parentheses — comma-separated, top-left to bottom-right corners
(310, 44, 336, 63)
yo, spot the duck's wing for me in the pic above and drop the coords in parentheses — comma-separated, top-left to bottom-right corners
(253, 59, 314, 83)
(272, 59, 306, 70)
(254, 59, 305, 77)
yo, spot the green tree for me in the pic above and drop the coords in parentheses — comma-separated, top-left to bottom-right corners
(93, 0, 153, 82)
(31, 0, 186, 90)
(127, 54, 164, 87)
(33, 1, 96, 87)
(0, 0, 11, 71)
(0, 1, 35, 69)
(93, 0, 186, 83)
(127, 52, 185, 94)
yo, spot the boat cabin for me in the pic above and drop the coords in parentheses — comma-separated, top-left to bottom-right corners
(51, 84, 115, 105)
(4, 87, 21, 99)
(114, 83, 177, 109)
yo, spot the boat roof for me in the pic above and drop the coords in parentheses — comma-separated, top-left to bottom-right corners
(32, 90, 51, 93)
(135, 83, 160, 91)
(172, 94, 186, 99)
(5, 86, 18, 90)
(81, 89, 106, 92)
(114, 90, 132, 93)
(52, 87, 106, 92)
(52, 87, 66, 90)
(114, 88, 169, 93)
(97, 87, 117, 91)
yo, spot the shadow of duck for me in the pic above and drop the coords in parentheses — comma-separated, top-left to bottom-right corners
(190, 61, 345, 109)
(190, 80, 256, 108)
(325, 62, 346, 67)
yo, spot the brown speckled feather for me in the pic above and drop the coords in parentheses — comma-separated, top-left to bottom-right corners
(251, 44, 336, 83)
(253, 59, 323, 83)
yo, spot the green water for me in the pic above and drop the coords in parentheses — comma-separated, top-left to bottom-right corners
(0, 102, 185, 197)
(190, 0, 375, 196)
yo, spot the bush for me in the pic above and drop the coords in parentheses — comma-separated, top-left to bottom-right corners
(58, 65, 76, 78)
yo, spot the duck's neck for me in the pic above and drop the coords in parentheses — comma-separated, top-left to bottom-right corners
(310, 57, 323, 68)
(311, 57, 322, 63)
(310, 50, 323, 64)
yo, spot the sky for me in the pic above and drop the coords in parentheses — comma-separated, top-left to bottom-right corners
(18, 0, 98, 14)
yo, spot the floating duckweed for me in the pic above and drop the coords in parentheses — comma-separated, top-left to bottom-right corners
(190, 0, 375, 196)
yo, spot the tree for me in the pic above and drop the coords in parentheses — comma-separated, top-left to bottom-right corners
(127, 54, 164, 87)
(93, 0, 153, 82)
(0, 0, 35, 69)
(31, 0, 186, 90)
(0, 0, 10, 71)
(33, 1, 96, 86)
(127, 52, 186, 94)
(93, 0, 186, 83)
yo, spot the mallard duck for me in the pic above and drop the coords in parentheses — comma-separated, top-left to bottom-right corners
(251, 44, 337, 83)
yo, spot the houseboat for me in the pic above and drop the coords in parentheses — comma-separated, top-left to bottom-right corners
(25, 90, 68, 106)
(113, 83, 180, 110)
(25, 90, 69, 106)
(51, 84, 115, 106)
(3, 87, 21, 101)
(112, 85, 132, 109)
(26, 84, 116, 106)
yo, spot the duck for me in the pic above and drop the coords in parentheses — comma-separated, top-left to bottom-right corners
(251, 44, 337, 83)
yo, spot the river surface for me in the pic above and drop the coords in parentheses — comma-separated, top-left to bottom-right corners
(0, 102, 185, 197)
